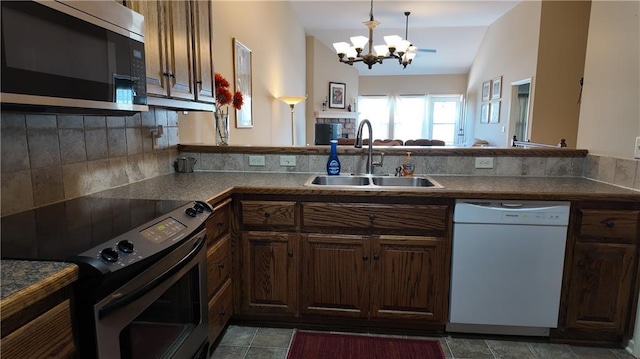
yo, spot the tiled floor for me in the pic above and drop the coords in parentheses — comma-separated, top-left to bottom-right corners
(211, 325, 639, 359)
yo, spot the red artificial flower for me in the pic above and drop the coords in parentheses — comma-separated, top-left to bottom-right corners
(216, 87, 232, 106)
(232, 91, 243, 110)
(214, 73, 229, 89)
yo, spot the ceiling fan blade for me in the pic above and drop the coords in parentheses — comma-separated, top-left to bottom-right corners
(416, 48, 437, 53)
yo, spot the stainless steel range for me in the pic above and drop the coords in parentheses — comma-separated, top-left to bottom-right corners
(1, 197, 213, 358)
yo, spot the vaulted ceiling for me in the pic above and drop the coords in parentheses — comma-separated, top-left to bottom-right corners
(289, 1, 522, 76)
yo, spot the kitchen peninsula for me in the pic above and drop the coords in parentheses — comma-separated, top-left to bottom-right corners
(2, 144, 639, 356)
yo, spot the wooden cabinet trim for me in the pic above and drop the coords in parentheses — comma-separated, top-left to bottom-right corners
(1, 300, 75, 358)
(577, 209, 639, 242)
(208, 279, 233, 344)
(241, 201, 297, 228)
(207, 234, 231, 297)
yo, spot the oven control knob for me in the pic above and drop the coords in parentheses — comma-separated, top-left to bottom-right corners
(117, 240, 134, 253)
(193, 203, 205, 213)
(185, 207, 197, 217)
(101, 248, 119, 262)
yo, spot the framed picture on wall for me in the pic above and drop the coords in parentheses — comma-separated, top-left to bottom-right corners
(233, 38, 253, 128)
(329, 82, 346, 109)
(491, 76, 502, 100)
(482, 81, 491, 102)
(480, 103, 489, 124)
(490, 101, 501, 123)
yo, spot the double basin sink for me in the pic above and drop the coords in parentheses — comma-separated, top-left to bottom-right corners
(305, 174, 443, 189)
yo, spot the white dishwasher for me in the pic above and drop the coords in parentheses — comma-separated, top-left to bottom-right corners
(448, 199, 571, 336)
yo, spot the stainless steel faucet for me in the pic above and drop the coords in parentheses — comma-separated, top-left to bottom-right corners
(354, 119, 383, 174)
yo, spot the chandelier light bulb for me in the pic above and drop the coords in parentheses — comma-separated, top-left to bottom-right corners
(345, 46, 358, 59)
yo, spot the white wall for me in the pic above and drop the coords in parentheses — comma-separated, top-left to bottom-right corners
(359, 74, 468, 96)
(202, 1, 306, 146)
(577, 1, 640, 160)
(305, 37, 359, 145)
(465, 1, 541, 147)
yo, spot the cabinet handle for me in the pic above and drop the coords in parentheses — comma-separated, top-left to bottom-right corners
(163, 72, 170, 77)
(373, 254, 380, 261)
(288, 252, 294, 258)
(217, 222, 224, 227)
(368, 214, 376, 222)
(362, 255, 369, 261)
(577, 261, 586, 267)
(605, 221, 615, 228)
(217, 262, 225, 269)
(219, 310, 225, 317)
(264, 212, 271, 219)
(196, 80, 203, 84)
(169, 73, 175, 78)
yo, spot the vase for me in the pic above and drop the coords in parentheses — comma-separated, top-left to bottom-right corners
(215, 113, 230, 146)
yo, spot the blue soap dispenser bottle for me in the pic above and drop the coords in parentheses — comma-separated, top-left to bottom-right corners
(326, 139, 341, 175)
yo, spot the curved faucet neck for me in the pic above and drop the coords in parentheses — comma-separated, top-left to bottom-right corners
(355, 120, 374, 174)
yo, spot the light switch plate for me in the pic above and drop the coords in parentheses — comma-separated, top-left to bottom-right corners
(249, 155, 265, 166)
(280, 155, 296, 166)
(475, 157, 494, 169)
(635, 137, 640, 159)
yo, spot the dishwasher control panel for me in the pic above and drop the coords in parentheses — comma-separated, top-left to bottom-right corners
(454, 200, 570, 226)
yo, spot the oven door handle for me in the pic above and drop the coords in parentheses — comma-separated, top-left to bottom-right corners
(98, 236, 205, 319)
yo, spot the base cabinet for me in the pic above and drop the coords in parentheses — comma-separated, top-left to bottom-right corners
(555, 202, 640, 344)
(1, 300, 75, 358)
(241, 231, 298, 315)
(301, 234, 369, 318)
(301, 234, 447, 322)
(371, 235, 447, 321)
(205, 199, 233, 348)
(566, 242, 635, 333)
(235, 196, 451, 327)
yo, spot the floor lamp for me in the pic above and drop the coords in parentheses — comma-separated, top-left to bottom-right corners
(278, 96, 307, 145)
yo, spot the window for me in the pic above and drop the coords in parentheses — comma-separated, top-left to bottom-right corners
(358, 94, 463, 145)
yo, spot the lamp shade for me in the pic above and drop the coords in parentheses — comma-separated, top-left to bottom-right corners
(278, 96, 307, 106)
(332, 42, 350, 55)
(350, 36, 368, 50)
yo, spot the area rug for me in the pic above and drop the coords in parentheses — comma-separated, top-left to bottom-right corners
(287, 331, 446, 359)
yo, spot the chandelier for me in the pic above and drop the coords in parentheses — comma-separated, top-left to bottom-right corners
(332, 0, 417, 69)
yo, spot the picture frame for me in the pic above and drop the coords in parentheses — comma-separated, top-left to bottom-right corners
(491, 76, 502, 100)
(489, 101, 501, 123)
(480, 103, 489, 124)
(233, 38, 253, 128)
(482, 81, 491, 102)
(329, 82, 346, 109)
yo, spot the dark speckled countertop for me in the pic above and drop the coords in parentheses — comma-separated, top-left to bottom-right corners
(91, 172, 639, 202)
(2, 172, 638, 307)
(0, 260, 77, 318)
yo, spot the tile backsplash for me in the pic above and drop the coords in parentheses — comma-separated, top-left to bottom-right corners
(1, 108, 179, 216)
(584, 154, 640, 191)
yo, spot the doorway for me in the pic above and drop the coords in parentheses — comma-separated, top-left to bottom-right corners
(510, 78, 532, 142)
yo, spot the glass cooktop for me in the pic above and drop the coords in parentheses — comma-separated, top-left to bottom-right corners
(1, 197, 188, 262)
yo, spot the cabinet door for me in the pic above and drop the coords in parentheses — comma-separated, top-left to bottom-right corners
(566, 242, 636, 333)
(370, 235, 447, 323)
(126, 0, 168, 96)
(191, 0, 215, 103)
(241, 231, 298, 315)
(301, 234, 369, 318)
(164, 0, 194, 100)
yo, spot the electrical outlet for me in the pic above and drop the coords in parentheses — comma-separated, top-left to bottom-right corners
(475, 157, 494, 169)
(635, 137, 640, 159)
(248, 155, 265, 166)
(280, 155, 296, 166)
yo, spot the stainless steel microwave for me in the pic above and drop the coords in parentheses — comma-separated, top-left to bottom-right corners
(1, 0, 148, 113)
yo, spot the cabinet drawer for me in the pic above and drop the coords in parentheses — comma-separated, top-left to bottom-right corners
(301, 203, 447, 233)
(208, 279, 233, 343)
(206, 199, 231, 245)
(241, 201, 297, 228)
(207, 235, 230, 297)
(1, 299, 75, 358)
(578, 210, 639, 241)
